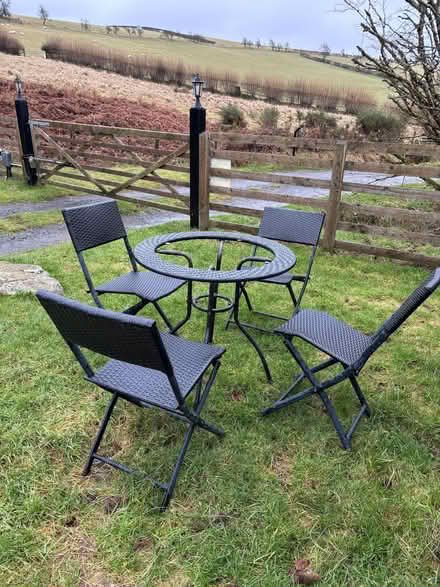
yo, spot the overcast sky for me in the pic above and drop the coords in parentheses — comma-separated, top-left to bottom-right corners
(10, 0, 374, 53)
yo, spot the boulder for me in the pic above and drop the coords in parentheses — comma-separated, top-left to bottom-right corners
(0, 262, 63, 296)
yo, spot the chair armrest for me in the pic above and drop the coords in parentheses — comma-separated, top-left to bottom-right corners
(236, 256, 271, 270)
(158, 249, 193, 268)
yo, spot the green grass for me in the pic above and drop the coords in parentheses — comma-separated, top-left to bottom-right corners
(0, 176, 68, 204)
(7, 14, 389, 102)
(0, 170, 187, 233)
(1, 216, 440, 585)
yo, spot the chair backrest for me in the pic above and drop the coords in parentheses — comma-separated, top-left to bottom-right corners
(62, 200, 127, 253)
(258, 207, 326, 246)
(379, 267, 440, 338)
(355, 268, 440, 371)
(36, 290, 173, 376)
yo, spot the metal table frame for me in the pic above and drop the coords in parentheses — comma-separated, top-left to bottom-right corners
(135, 231, 296, 382)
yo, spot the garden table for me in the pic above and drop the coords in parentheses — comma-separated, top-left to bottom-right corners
(134, 231, 296, 382)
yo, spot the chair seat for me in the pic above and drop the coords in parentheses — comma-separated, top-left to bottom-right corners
(259, 271, 299, 285)
(89, 331, 225, 410)
(96, 271, 185, 302)
(276, 309, 372, 365)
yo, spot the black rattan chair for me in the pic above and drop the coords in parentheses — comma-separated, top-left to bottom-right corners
(262, 268, 440, 449)
(36, 289, 225, 511)
(62, 200, 191, 333)
(226, 207, 325, 333)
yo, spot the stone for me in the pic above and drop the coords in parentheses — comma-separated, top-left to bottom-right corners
(0, 262, 64, 296)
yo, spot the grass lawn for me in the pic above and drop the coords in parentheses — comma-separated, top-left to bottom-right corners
(1, 215, 440, 585)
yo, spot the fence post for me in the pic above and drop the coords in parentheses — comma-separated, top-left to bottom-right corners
(324, 140, 347, 252)
(14, 77, 38, 185)
(189, 85, 206, 229)
(199, 131, 210, 230)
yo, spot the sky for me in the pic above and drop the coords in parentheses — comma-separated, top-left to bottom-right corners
(10, 0, 371, 53)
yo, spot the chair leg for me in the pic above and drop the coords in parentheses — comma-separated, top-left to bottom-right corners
(262, 339, 370, 450)
(152, 301, 174, 331)
(170, 282, 193, 335)
(160, 422, 196, 511)
(83, 393, 119, 476)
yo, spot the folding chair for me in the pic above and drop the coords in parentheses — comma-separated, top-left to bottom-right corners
(225, 207, 325, 333)
(262, 268, 440, 449)
(36, 289, 225, 511)
(62, 200, 191, 333)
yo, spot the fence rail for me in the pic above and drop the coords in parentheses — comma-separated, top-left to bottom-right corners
(29, 119, 191, 216)
(202, 132, 440, 268)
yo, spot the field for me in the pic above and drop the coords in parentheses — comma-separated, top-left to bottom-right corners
(1, 14, 389, 103)
(2, 211, 440, 585)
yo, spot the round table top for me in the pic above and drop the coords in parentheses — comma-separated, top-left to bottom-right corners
(134, 230, 296, 283)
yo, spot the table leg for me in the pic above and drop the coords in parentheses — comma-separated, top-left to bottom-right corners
(232, 282, 272, 383)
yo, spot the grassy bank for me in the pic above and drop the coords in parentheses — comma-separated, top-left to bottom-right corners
(1, 216, 440, 585)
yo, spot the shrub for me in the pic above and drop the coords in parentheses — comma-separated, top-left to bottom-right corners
(298, 110, 340, 138)
(259, 106, 280, 130)
(356, 108, 407, 139)
(219, 104, 246, 127)
(0, 30, 24, 55)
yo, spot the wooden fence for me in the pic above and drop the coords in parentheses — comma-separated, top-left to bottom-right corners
(29, 119, 191, 216)
(199, 132, 440, 268)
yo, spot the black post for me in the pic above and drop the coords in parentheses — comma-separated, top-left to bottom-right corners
(14, 77, 37, 185)
(189, 75, 206, 229)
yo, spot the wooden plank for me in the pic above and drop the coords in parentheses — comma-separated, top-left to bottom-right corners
(344, 160, 440, 177)
(337, 221, 440, 246)
(345, 141, 440, 157)
(324, 141, 347, 252)
(108, 143, 189, 195)
(199, 131, 210, 230)
(43, 169, 190, 205)
(342, 181, 440, 202)
(334, 239, 440, 267)
(213, 149, 302, 166)
(211, 167, 331, 189)
(40, 162, 189, 180)
(52, 136, 185, 159)
(209, 132, 336, 150)
(209, 219, 259, 234)
(339, 201, 440, 223)
(210, 185, 327, 209)
(38, 147, 190, 166)
(47, 180, 105, 196)
(110, 192, 189, 215)
(209, 133, 440, 157)
(32, 119, 189, 141)
(210, 203, 263, 218)
(37, 128, 109, 194)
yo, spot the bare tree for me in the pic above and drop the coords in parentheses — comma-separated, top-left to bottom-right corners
(125, 26, 132, 37)
(269, 38, 275, 51)
(242, 36, 248, 48)
(106, 25, 112, 35)
(38, 4, 48, 25)
(285, 41, 289, 52)
(112, 25, 119, 35)
(320, 41, 330, 57)
(277, 42, 283, 52)
(0, 0, 11, 18)
(137, 26, 143, 38)
(340, 0, 440, 141)
(256, 38, 261, 48)
(80, 18, 90, 32)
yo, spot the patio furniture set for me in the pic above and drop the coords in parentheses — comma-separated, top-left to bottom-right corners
(36, 200, 440, 510)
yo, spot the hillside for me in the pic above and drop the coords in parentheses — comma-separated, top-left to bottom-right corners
(0, 54, 355, 133)
(1, 14, 389, 102)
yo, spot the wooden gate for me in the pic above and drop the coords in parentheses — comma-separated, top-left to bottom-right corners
(29, 119, 191, 215)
